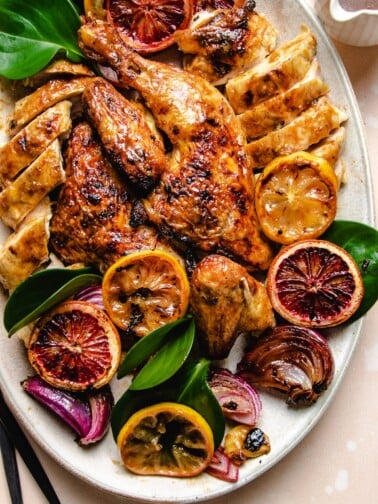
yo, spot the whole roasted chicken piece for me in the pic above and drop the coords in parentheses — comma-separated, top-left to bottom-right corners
(49, 121, 170, 271)
(190, 254, 275, 359)
(78, 20, 273, 271)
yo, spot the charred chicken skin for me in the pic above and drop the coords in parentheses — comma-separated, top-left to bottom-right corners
(49, 121, 169, 271)
(78, 20, 273, 271)
(82, 77, 166, 194)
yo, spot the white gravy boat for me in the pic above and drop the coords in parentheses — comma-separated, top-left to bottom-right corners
(315, 0, 378, 46)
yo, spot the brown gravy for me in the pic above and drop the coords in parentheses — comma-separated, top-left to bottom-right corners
(339, 0, 378, 10)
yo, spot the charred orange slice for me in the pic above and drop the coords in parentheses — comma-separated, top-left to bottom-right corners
(103, 0, 194, 54)
(102, 250, 190, 337)
(117, 402, 214, 476)
(28, 301, 121, 391)
(266, 239, 364, 328)
(255, 152, 338, 245)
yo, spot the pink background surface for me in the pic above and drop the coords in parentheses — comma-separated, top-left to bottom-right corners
(1, 1, 377, 502)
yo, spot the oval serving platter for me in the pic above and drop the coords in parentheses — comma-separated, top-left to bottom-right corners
(0, 0, 374, 502)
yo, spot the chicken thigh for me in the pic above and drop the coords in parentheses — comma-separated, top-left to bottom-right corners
(78, 20, 273, 271)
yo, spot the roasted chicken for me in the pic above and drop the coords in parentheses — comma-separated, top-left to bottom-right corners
(175, 0, 278, 85)
(190, 254, 275, 359)
(49, 121, 170, 271)
(78, 20, 273, 271)
(82, 77, 166, 194)
(225, 25, 317, 113)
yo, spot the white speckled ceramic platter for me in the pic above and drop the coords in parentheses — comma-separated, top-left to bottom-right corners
(0, 1, 374, 502)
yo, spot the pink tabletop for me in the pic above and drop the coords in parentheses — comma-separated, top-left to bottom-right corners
(1, 1, 377, 503)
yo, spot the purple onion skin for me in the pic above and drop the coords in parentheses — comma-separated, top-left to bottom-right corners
(22, 376, 91, 437)
(208, 368, 262, 426)
(237, 325, 335, 406)
(22, 376, 114, 444)
(79, 386, 114, 446)
(74, 284, 105, 311)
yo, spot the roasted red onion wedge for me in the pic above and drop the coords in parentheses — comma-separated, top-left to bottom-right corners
(208, 368, 262, 425)
(237, 325, 334, 405)
(22, 375, 113, 444)
(206, 446, 239, 482)
(74, 284, 105, 310)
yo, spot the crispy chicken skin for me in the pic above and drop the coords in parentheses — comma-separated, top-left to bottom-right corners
(78, 20, 273, 271)
(190, 254, 275, 359)
(49, 121, 169, 271)
(175, 0, 278, 85)
(82, 78, 166, 194)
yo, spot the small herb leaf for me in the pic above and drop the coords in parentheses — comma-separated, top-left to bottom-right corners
(117, 317, 192, 378)
(4, 267, 101, 336)
(129, 318, 195, 390)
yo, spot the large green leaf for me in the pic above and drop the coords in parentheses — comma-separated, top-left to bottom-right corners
(0, 0, 83, 79)
(323, 220, 378, 320)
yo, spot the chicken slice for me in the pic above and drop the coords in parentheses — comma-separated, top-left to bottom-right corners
(78, 20, 273, 271)
(8, 77, 93, 136)
(175, 0, 278, 85)
(0, 101, 72, 186)
(246, 96, 348, 169)
(238, 60, 329, 141)
(82, 78, 166, 194)
(0, 198, 51, 292)
(0, 140, 65, 230)
(49, 121, 171, 272)
(226, 25, 317, 113)
(190, 254, 275, 359)
(22, 60, 95, 88)
(310, 127, 346, 188)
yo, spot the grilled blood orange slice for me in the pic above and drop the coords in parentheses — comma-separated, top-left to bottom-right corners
(255, 152, 338, 245)
(28, 301, 121, 391)
(105, 0, 194, 53)
(102, 250, 190, 337)
(117, 402, 214, 476)
(266, 239, 364, 328)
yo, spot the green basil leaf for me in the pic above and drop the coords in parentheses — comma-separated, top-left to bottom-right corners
(177, 358, 225, 448)
(4, 267, 101, 336)
(0, 0, 83, 79)
(323, 220, 378, 320)
(129, 318, 195, 390)
(117, 317, 192, 378)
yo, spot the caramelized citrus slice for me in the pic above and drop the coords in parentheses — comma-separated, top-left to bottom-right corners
(102, 250, 190, 337)
(28, 301, 121, 391)
(117, 402, 214, 476)
(105, 0, 194, 53)
(255, 152, 338, 245)
(266, 239, 364, 328)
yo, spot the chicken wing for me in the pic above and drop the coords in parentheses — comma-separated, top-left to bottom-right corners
(82, 78, 166, 194)
(190, 254, 275, 359)
(49, 121, 170, 271)
(78, 20, 273, 271)
(225, 25, 317, 113)
(175, 0, 278, 85)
